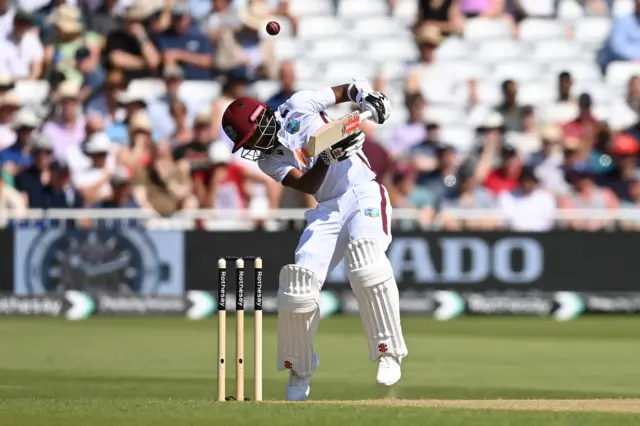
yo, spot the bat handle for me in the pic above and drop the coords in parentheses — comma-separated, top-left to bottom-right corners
(359, 110, 373, 122)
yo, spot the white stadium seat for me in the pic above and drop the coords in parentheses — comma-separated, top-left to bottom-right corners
(606, 62, 640, 88)
(455, 80, 502, 106)
(546, 61, 603, 82)
(436, 61, 491, 80)
(339, 0, 388, 17)
(556, 0, 585, 20)
(539, 102, 579, 124)
(440, 126, 475, 153)
(574, 81, 613, 105)
(464, 18, 512, 40)
(519, 19, 567, 41)
(15, 80, 50, 106)
(492, 61, 545, 82)
(352, 16, 406, 38)
(298, 17, 346, 39)
(531, 40, 582, 62)
(289, 0, 333, 16)
(436, 37, 471, 60)
(307, 38, 361, 60)
(379, 61, 409, 80)
(325, 60, 373, 82)
(518, 82, 555, 106)
(127, 79, 165, 100)
(394, 0, 418, 24)
(293, 60, 321, 81)
(363, 37, 418, 62)
(475, 39, 524, 62)
(613, 0, 633, 17)
(423, 105, 464, 126)
(250, 81, 280, 102)
(179, 81, 221, 105)
(274, 37, 302, 61)
(574, 18, 611, 45)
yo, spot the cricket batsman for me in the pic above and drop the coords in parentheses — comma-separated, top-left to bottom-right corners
(221, 78, 408, 401)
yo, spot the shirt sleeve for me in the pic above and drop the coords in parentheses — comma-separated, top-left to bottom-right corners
(285, 88, 336, 115)
(258, 155, 294, 184)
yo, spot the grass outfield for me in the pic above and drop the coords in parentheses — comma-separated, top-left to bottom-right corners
(1, 316, 639, 425)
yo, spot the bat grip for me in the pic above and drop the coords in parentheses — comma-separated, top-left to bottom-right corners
(359, 111, 373, 122)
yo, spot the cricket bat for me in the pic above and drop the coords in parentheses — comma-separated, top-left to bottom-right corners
(307, 110, 372, 157)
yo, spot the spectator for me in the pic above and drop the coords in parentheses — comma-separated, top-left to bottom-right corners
(562, 93, 599, 142)
(208, 141, 250, 209)
(76, 46, 105, 105)
(360, 119, 394, 187)
(2, 10, 44, 80)
(119, 110, 154, 169)
(156, 2, 214, 80)
(483, 144, 522, 196)
(508, 0, 556, 20)
(602, 133, 640, 202)
(390, 162, 436, 225)
(418, 0, 464, 36)
(92, 167, 142, 227)
(132, 143, 192, 216)
(169, 99, 193, 145)
(498, 166, 556, 231)
(41, 81, 86, 161)
(266, 60, 296, 110)
(496, 79, 526, 132)
(459, 0, 508, 18)
(572, 0, 612, 16)
(70, 132, 115, 205)
(544, 71, 578, 124)
(472, 111, 505, 163)
(0, 170, 26, 227)
(437, 165, 498, 231)
(620, 179, 640, 230)
(0, 91, 21, 149)
(206, 0, 241, 45)
(39, 70, 65, 120)
(45, 160, 84, 208)
(104, 4, 160, 82)
(609, 75, 640, 131)
(211, 76, 249, 141)
(89, 0, 121, 35)
(174, 108, 217, 206)
(417, 142, 460, 200)
(86, 70, 127, 125)
(410, 120, 441, 175)
(505, 105, 542, 158)
(42, 5, 102, 85)
(527, 124, 568, 195)
(0, 109, 40, 179)
(14, 134, 53, 207)
(597, 0, 640, 71)
(107, 89, 149, 146)
(0, 0, 15, 39)
(387, 92, 427, 158)
(147, 66, 197, 140)
(557, 71, 575, 104)
(559, 162, 619, 230)
(406, 24, 444, 95)
(215, 1, 277, 80)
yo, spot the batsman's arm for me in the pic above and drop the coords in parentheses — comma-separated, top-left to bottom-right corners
(282, 161, 329, 195)
(331, 84, 359, 105)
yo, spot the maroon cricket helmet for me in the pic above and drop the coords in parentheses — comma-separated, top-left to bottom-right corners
(222, 97, 269, 153)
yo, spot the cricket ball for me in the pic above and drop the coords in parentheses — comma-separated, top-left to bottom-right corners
(266, 21, 280, 36)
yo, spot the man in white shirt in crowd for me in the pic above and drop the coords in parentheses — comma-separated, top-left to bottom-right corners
(68, 132, 117, 205)
(0, 0, 15, 39)
(0, 90, 20, 150)
(3, 10, 44, 80)
(498, 166, 556, 231)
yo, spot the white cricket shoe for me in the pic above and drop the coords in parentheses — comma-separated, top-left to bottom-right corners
(285, 352, 319, 401)
(376, 354, 401, 386)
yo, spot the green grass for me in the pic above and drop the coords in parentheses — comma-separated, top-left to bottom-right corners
(0, 316, 639, 425)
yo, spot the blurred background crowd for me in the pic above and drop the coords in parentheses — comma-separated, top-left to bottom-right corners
(0, 0, 639, 231)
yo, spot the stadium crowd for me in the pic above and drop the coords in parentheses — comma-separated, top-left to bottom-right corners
(0, 0, 639, 231)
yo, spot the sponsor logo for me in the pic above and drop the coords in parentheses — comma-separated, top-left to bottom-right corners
(284, 360, 292, 369)
(342, 116, 360, 136)
(364, 208, 380, 218)
(378, 343, 388, 353)
(224, 125, 238, 141)
(285, 118, 300, 134)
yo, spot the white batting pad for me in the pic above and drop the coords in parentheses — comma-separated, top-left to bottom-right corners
(345, 238, 408, 361)
(277, 265, 321, 377)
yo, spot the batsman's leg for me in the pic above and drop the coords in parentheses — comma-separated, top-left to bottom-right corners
(344, 238, 408, 386)
(277, 265, 321, 401)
